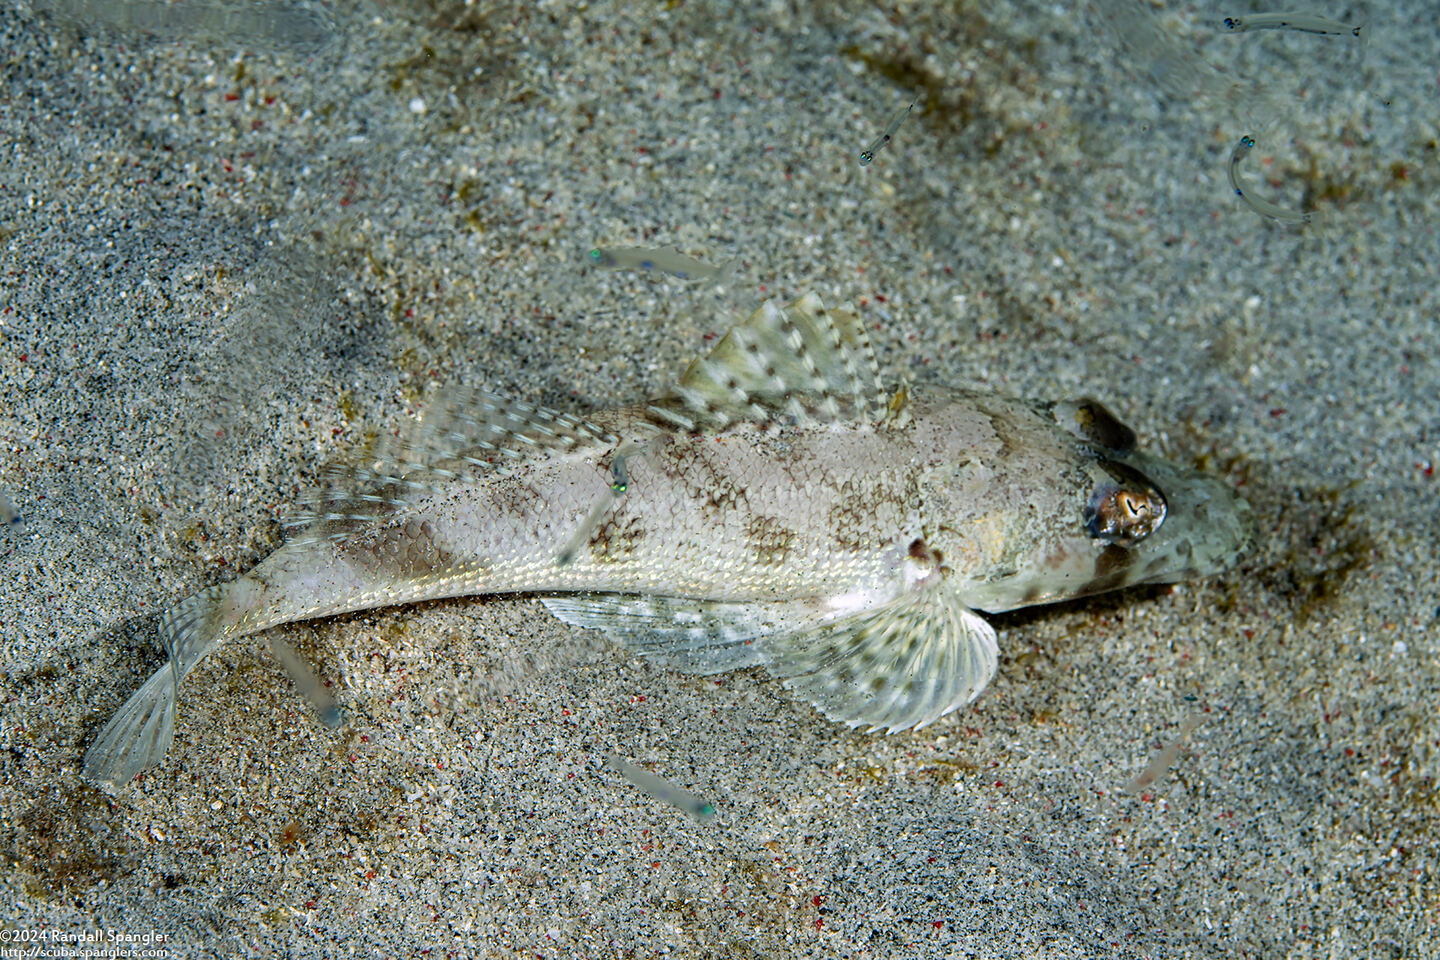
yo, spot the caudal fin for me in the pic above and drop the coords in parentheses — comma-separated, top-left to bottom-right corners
(82, 584, 237, 788)
(82, 665, 177, 788)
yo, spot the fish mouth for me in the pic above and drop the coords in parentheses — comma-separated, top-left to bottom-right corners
(1118, 450, 1256, 586)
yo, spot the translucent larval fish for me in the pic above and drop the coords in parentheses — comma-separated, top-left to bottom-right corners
(82, 293, 1255, 787)
(587, 246, 735, 283)
(604, 754, 717, 820)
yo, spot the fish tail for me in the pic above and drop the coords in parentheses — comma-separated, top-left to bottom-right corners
(717, 256, 740, 286)
(81, 665, 177, 789)
(83, 583, 249, 788)
(1353, 16, 1369, 46)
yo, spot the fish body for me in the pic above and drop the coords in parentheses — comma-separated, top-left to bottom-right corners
(859, 97, 917, 166)
(83, 293, 1254, 787)
(0, 488, 22, 536)
(1227, 134, 1311, 225)
(1222, 12, 1365, 39)
(588, 246, 734, 282)
(604, 755, 716, 820)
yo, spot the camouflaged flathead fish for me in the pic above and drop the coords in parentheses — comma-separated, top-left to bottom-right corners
(83, 293, 1255, 787)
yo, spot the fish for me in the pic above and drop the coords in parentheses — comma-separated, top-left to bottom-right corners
(1091, 0, 1285, 132)
(1227, 134, 1312, 225)
(587, 246, 735, 282)
(1124, 713, 1203, 795)
(858, 97, 917, 166)
(82, 292, 1255, 788)
(554, 440, 645, 567)
(604, 755, 716, 820)
(36, 0, 334, 54)
(1222, 12, 1366, 39)
(267, 635, 343, 729)
(0, 488, 22, 535)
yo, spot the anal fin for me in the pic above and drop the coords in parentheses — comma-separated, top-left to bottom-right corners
(540, 594, 818, 674)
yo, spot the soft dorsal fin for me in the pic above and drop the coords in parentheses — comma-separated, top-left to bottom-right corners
(647, 292, 886, 432)
(287, 389, 618, 541)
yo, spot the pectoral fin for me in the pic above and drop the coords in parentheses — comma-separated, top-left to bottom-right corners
(762, 588, 998, 733)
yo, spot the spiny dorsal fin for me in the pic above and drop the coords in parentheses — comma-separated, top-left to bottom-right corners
(647, 292, 886, 432)
(286, 389, 617, 541)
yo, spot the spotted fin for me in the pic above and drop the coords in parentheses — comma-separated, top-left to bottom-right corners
(764, 589, 998, 734)
(539, 594, 809, 674)
(647, 292, 885, 432)
(543, 588, 998, 733)
(287, 390, 618, 541)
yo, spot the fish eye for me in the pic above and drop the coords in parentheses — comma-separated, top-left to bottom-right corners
(588, 249, 603, 262)
(1084, 474, 1167, 547)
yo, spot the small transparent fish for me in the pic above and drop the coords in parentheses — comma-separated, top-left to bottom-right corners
(268, 635, 343, 729)
(1223, 12, 1365, 39)
(36, 0, 334, 54)
(0, 488, 23, 537)
(604, 754, 716, 820)
(1227, 134, 1312, 225)
(1091, 0, 1286, 133)
(588, 246, 735, 282)
(858, 98, 917, 166)
(556, 441, 645, 567)
(1125, 713, 1203, 794)
(83, 292, 1254, 788)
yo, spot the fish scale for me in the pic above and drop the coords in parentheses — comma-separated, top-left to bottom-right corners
(83, 291, 1254, 789)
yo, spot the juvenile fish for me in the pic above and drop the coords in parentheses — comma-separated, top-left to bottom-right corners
(1223, 12, 1365, 39)
(83, 293, 1255, 788)
(268, 636, 343, 729)
(859, 97, 917, 166)
(1227, 134, 1311, 225)
(555, 441, 644, 567)
(588, 246, 735, 282)
(0, 488, 23, 537)
(604, 755, 716, 820)
(36, 0, 334, 54)
(1125, 713, 1203, 794)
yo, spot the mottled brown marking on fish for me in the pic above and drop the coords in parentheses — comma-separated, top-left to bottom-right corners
(663, 441, 752, 521)
(827, 470, 915, 554)
(746, 514, 796, 565)
(829, 479, 865, 553)
(983, 408, 1018, 461)
(1078, 544, 1135, 596)
(484, 477, 551, 528)
(589, 512, 645, 562)
(342, 517, 454, 577)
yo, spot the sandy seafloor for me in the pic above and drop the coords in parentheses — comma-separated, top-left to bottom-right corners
(1, 0, 1437, 956)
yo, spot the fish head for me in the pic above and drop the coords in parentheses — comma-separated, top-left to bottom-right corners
(961, 398, 1255, 612)
(1069, 444, 1256, 592)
